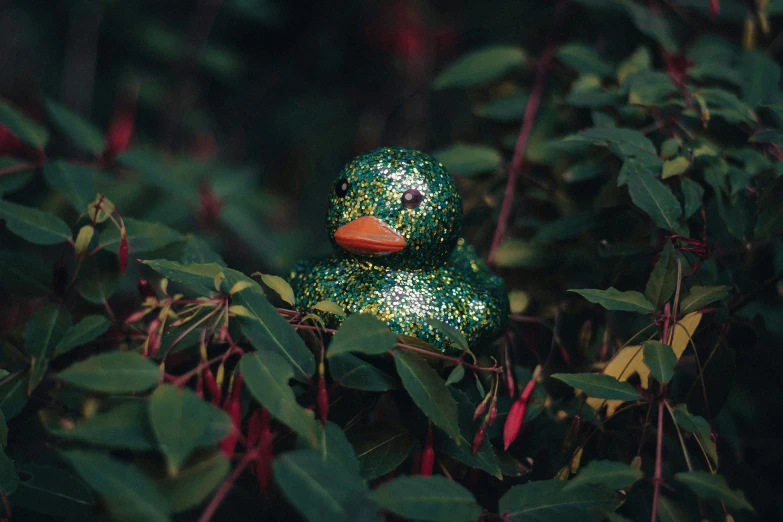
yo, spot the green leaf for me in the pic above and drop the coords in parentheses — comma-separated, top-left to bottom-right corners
(229, 271, 315, 380)
(617, 46, 651, 84)
(313, 300, 346, 317)
(75, 254, 119, 305)
(256, 272, 296, 306)
(0, 98, 49, 147)
(749, 129, 783, 146)
(681, 178, 704, 219)
(0, 158, 35, 196)
(25, 303, 71, 394)
(562, 160, 604, 183)
(661, 157, 690, 179)
(552, 373, 642, 401)
(0, 200, 72, 245)
(58, 351, 161, 393)
(42, 161, 97, 213)
(369, 475, 481, 522)
(675, 471, 754, 511)
(626, 70, 676, 106)
(181, 234, 226, 265)
(474, 92, 528, 121)
(159, 452, 229, 512)
(328, 314, 398, 357)
(557, 43, 613, 77)
(623, 2, 677, 51)
(329, 353, 397, 391)
(425, 318, 472, 355)
(627, 160, 683, 230)
(671, 404, 711, 439)
(567, 459, 643, 490)
(740, 50, 780, 108)
(569, 287, 654, 313)
(436, 388, 502, 479)
(642, 342, 677, 384)
(697, 88, 757, 125)
(393, 348, 461, 443)
(434, 46, 526, 89)
(306, 422, 361, 476)
(118, 148, 199, 203)
(274, 449, 380, 522)
(61, 450, 170, 522)
(101, 217, 185, 253)
(240, 351, 318, 445)
(432, 144, 502, 177)
(143, 259, 223, 296)
(55, 315, 110, 355)
(660, 138, 681, 160)
(499, 478, 622, 521)
(0, 449, 18, 495)
(644, 242, 677, 311)
(44, 98, 104, 155)
(445, 365, 465, 385)
(679, 285, 730, 314)
(565, 128, 660, 168)
(0, 372, 28, 421)
(534, 213, 595, 242)
(494, 238, 548, 268)
(9, 462, 95, 517)
(347, 422, 411, 480)
(149, 384, 234, 475)
(42, 401, 156, 450)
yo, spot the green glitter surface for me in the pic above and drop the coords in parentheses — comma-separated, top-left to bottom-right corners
(289, 147, 509, 352)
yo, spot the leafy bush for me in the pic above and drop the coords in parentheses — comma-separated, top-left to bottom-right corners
(1, 0, 782, 521)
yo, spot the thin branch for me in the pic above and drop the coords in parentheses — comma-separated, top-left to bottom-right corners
(487, 0, 569, 265)
(651, 397, 665, 522)
(198, 448, 259, 522)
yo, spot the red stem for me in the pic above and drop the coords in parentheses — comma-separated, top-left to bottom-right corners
(487, 0, 568, 265)
(651, 397, 665, 522)
(198, 448, 259, 522)
(0, 161, 40, 177)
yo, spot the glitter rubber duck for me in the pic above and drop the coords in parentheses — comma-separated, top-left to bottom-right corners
(289, 147, 509, 352)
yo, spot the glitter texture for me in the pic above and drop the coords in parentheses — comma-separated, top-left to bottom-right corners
(289, 147, 509, 352)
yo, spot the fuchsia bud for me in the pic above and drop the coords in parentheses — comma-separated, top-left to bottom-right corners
(420, 425, 434, 476)
(472, 423, 487, 455)
(118, 228, 128, 275)
(137, 277, 156, 300)
(503, 377, 537, 450)
(146, 318, 161, 357)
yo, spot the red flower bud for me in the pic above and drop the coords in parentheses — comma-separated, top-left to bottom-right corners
(503, 397, 528, 451)
(137, 277, 157, 300)
(125, 309, 148, 324)
(504, 377, 536, 450)
(472, 423, 487, 455)
(709, 0, 720, 18)
(146, 318, 161, 358)
(488, 401, 498, 426)
(220, 396, 242, 458)
(317, 376, 329, 424)
(473, 394, 490, 421)
(104, 90, 137, 159)
(118, 227, 128, 275)
(230, 372, 244, 403)
(506, 368, 516, 397)
(247, 408, 264, 449)
(420, 426, 434, 476)
(255, 414, 275, 496)
(203, 366, 220, 404)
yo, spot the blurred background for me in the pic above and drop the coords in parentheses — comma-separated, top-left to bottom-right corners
(0, 0, 555, 275)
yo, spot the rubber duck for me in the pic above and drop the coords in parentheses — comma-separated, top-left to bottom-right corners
(289, 147, 509, 352)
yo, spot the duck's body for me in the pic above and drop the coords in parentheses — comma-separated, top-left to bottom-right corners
(289, 147, 509, 352)
(290, 239, 508, 350)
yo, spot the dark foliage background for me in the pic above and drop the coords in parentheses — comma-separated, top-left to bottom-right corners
(1, 0, 783, 521)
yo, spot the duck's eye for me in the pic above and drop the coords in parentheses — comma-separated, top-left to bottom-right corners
(335, 178, 350, 198)
(401, 189, 423, 209)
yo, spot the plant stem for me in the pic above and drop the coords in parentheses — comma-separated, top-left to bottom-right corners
(198, 448, 259, 522)
(0, 161, 40, 177)
(392, 343, 502, 374)
(487, 0, 568, 266)
(651, 396, 665, 522)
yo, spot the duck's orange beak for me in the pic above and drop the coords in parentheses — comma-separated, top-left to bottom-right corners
(334, 216, 406, 255)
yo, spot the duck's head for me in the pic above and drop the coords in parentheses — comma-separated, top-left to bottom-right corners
(326, 147, 462, 270)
